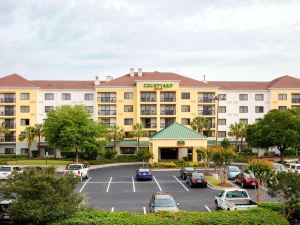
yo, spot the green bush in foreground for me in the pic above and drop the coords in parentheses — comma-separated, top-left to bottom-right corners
(50, 208, 289, 225)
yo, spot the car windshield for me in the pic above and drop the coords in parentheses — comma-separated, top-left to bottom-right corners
(154, 198, 176, 207)
(68, 165, 82, 170)
(229, 166, 240, 172)
(244, 173, 255, 178)
(192, 173, 204, 179)
(139, 169, 150, 172)
(185, 167, 195, 172)
(226, 191, 248, 198)
(0, 167, 11, 172)
(273, 164, 284, 170)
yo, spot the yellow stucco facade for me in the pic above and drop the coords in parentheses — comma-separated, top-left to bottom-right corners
(270, 89, 300, 110)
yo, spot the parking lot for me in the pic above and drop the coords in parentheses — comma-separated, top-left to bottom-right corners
(76, 164, 278, 213)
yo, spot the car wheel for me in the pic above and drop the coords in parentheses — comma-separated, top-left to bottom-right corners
(215, 201, 219, 210)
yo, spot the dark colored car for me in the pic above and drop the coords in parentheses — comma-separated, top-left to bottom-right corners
(235, 172, 258, 188)
(136, 168, 152, 181)
(186, 172, 207, 188)
(0, 199, 13, 223)
(180, 167, 196, 180)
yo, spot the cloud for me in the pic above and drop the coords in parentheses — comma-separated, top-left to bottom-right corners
(0, 0, 299, 81)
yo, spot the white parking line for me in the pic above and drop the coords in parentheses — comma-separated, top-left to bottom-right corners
(132, 176, 136, 192)
(106, 177, 112, 192)
(153, 176, 162, 192)
(111, 207, 114, 212)
(205, 205, 211, 212)
(79, 177, 91, 193)
(143, 206, 146, 214)
(173, 176, 189, 192)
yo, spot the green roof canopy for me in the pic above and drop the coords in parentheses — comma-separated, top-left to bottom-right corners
(107, 140, 149, 147)
(149, 123, 206, 139)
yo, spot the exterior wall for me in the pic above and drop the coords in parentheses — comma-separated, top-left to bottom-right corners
(270, 89, 300, 109)
(217, 90, 270, 141)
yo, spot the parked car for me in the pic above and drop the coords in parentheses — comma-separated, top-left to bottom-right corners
(227, 166, 241, 180)
(149, 192, 179, 213)
(288, 163, 300, 174)
(180, 167, 196, 180)
(136, 168, 152, 181)
(272, 163, 287, 173)
(64, 164, 89, 181)
(0, 166, 23, 180)
(0, 199, 13, 222)
(215, 189, 257, 210)
(235, 172, 258, 188)
(186, 172, 207, 188)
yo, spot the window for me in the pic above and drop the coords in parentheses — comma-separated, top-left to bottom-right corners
(62, 93, 71, 100)
(239, 106, 248, 113)
(21, 148, 29, 155)
(181, 92, 190, 99)
(120, 147, 135, 154)
(218, 106, 226, 113)
(239, 94, 248, 101)
(84, 93, 94, 100)
(255, 94, 264, 101)
(124, 105, 133, 112)
(20, 106, 30, 113)
(85, 106, 94, 113)
(218, 119, 226, 125)
(21, 119, 30, 126)
(45, 93, 54, 100)
(45, 106, 54, 113)
(20, 93, 30, 100)
(278, 94, 287, 100)
(218, 94, 226, 100)
(278, 106, 287, 111)
(124, 118, 133, 125)
(239, 119, 248, 125)
(181, 118, 190, 125)
(218, 131, 226, 138)
(124, 92, 133, 99)
(255, 106, 264, 113)
(181, 105, 190, 112)
(5, 148, 14, 154)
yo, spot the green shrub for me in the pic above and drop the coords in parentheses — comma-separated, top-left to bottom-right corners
(61, 152, 85, 159)
(0, 160, 7, 165)
(283, 148, 297, 156)
(234, 153, 257, 163)
(116, 155, 139, 162)
(258, 202, 285, 214)
(0, 154, 29, 160)
(88, 155, 139, 165)
(152, 162, 177, 168)
(186, 162, 200, 168)
(104, 149, 118, 159)
(50, 208, 289, 225)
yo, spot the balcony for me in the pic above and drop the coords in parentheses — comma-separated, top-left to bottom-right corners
(160, 97, 176, 102)
(0, 136, 16, 142)
(160, 122, 175, 128)
(198, 97, 215, 103)
(198, 110, 215, 116)
(160, 110, 176, 115)
(98, 110, 116, 116)
(0, 98, 16, 103)
(140, 97, 156, 102)
(4, 123, 16, 129)
(98, 97, 116, 103)
(142, 123, 157, 129)
(291, 98, 300, 103)
(141, 110, 156, 115)
(209, 123, 216, 129)
(103, 123, 116, 127)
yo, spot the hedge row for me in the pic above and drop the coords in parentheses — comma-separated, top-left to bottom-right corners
(88, 155, 139, 165)
(0, 154, 29, 160)
(50, 208, 289, 225)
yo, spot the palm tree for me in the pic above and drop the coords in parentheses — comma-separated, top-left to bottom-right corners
(0, 122, 9, 137)
(34, 124, 44, 157)
(106, 125, 124, 152)
(229, 122, 243, 151)
(130, 123, 148, 152)
(19, 126, 36, 158)
(191, 116, 210, 134)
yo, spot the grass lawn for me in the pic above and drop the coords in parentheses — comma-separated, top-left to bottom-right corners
(206, 175, 234, 188)
(6, 159, 72, 166)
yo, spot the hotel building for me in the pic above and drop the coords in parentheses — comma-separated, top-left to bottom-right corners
(0, 69, 299, 161)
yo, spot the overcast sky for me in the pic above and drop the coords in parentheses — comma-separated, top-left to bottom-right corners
(0, 0, 299, 81)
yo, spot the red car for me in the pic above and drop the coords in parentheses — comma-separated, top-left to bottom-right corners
(235, 172, 258, 188)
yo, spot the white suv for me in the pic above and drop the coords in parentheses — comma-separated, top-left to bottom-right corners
(0, 166, 23, 180)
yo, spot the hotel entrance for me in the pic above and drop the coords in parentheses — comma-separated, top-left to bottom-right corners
(160, 148, 178, 160)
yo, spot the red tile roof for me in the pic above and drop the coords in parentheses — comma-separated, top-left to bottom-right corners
(32, 80, 95, 89)
(98, 71, 208, 87)
(268, 75, 300, 89)
(0, 74, 37, 87)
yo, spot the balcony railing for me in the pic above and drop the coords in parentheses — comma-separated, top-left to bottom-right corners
(160, 97, 176, 102)
(0, 136, 16, 142)
(160, 122, 175, 128)
(198, 110, 215, 116)
(4, 123, 16, 129)
(291, 98, 300, 103)
(98, 110, 116, 116)
(142, 123, 157, 129)
(98, 97, 116, 103)
(141, 110, 157, 115)
(198, 97, 215, 103)
(140, 97, 156, 102)
(103, 123, 116, 127)
(160, 110, 176, 115)
(208, 123, 216, 129)
(0, 110, 16, 116)
(0, 98, 16, 103)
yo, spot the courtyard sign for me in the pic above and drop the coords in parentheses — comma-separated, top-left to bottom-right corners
(143, 83, 173, 89)
(177, 140, 185, 146)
